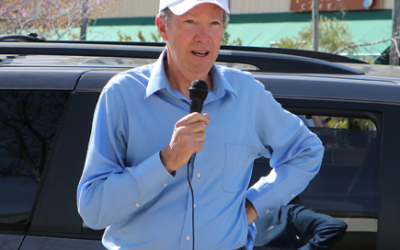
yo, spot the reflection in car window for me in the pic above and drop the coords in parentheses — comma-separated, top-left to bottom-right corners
(0, 91, 69, 227)
(299, 115, 379, 235)
(251, 114, 380, 249)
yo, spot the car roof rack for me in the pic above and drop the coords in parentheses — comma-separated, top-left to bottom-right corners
(0, 35, 366, 65)
(48, 40, 366, 64)
(0, 33, 45, 42)
(0, 41, 364, 75)
(220, 45, 368, 64)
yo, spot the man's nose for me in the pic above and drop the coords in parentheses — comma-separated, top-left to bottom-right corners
(195, 26, 211, 43)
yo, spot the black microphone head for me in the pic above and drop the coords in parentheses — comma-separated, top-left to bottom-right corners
(190, 80, 208, 91)
(189, 80, 209, 113)
(189, 80, 209, 102)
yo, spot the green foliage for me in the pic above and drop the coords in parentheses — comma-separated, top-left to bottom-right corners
(325, 117, 375, 131)
(150, 32, 162, 42)
(117, 31, 132, 42)
(274, 16, 354, 53)
(221, 30, 230, 45)
(222, 24, 242, 46)
(117, 30, 161, 43)
(350, 119, 376, 131)
(131, 30, 162, 42)
(137, 31, 146, 42)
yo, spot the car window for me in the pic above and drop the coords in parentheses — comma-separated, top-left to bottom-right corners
(298, 114, 380, 249)
(251, 113, 380, 249)
(300, 115, 379, 218)
(0, 91, 69, 230)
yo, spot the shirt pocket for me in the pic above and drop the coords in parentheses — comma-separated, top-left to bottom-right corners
(222, 144, 255, 193)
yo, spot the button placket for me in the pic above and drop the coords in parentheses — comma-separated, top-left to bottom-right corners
(178, 188, 195, 250)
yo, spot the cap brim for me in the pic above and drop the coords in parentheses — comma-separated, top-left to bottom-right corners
(169, 1, 230, 16)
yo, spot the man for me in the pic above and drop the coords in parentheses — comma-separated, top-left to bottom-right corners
(77, 1, 324, 249)
(252, 200, 347, 250)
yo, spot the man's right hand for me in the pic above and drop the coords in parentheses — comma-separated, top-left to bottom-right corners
(161, 112, 210, 173)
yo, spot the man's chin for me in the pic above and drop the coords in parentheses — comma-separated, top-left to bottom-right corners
(189, 63, 215, 74)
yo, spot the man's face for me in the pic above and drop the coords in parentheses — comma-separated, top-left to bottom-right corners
(159, 4, 224, 81)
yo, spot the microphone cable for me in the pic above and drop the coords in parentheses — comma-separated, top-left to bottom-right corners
(187, 156, 195, 250)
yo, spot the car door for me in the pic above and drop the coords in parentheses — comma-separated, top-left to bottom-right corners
(0, 68, 102, 250)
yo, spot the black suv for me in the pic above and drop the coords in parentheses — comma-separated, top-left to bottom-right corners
(1, 37, 400, 250)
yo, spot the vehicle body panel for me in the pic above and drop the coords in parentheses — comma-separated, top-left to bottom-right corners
(0, 41, 399, 250)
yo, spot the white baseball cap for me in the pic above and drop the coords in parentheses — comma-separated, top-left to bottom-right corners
(159, 0, 230, 16)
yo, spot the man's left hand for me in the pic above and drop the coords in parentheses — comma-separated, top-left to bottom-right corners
(246, 199, 258, 225)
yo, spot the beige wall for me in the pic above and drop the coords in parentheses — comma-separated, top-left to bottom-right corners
(104, 0, 393, 18)
(230, 0, 290, 14)
(382, 0, 393, 9)
(104, 0, 159, 18)
(230, 0, 393, 14)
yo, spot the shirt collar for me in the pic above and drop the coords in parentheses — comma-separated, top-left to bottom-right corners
(145, 49, 172, 99)
(145, 49, 237, 100)
(209, 64, 237, 100)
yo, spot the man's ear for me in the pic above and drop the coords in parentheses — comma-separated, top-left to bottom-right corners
(156, 17, 168, 42)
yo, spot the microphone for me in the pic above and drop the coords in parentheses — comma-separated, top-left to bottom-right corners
(187, 80, 208, 250)
(189, 80, 209, 113)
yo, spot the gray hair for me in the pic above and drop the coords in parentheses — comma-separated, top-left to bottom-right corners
(158, 7, 229, 28)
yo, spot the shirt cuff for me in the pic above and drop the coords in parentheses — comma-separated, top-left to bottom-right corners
(132, 151, 175, 193)
(246, 182, 281, 219)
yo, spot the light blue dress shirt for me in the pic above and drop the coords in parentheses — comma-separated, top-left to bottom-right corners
(77, 50, 324, 250)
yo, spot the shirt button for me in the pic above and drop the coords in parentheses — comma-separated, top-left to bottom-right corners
(193, 204, 196, 208)
(186, 236, 191, 241)
(197, 173, 201, 178)
(291, 194, 295, 198)
(164, 183, 168, 187)
(136, 203, 140, 207)
(266, 209, 270, 213)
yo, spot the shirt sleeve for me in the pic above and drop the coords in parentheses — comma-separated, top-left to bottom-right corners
(289, 205, 348, 250)
(77, 84, 175, 230)
(246, 88, 324, 218)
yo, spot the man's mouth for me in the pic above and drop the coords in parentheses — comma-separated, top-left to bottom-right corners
(192, 51, 209, 57)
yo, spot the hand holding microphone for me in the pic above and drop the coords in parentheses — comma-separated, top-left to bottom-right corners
(161, 80, 209, 173)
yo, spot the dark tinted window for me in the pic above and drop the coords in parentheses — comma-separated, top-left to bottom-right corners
(300, 115, 379, 218)
(251, 114, 380, 249)
(0, 91, 69, 227)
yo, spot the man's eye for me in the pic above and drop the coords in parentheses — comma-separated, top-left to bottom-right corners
(185, 20, 194, 23)
(212, 21, 220, 25)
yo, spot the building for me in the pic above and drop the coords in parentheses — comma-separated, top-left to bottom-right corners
(85, 0, 394, 58)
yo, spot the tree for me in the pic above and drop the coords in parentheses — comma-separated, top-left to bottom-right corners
(273, 16, 353, 54)
(221, 25, 243, 46)
(0, 0, 115, 40)
(0, 91, 69, 182)
(129, 30, 162, 42)
(117, 31, 133, 42)
(116, 30, 162, 43)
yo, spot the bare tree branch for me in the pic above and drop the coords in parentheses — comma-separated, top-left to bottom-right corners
(390, 37, 400, 58)
(333, 37, 399, 55)
(0, 0, 115, 40)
